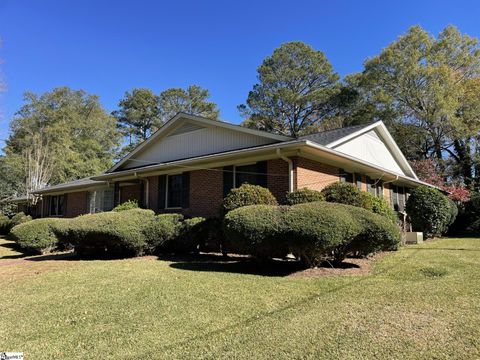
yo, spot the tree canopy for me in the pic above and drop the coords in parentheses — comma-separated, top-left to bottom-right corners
(4, 87, 120, 194)
(159, 85, 219, 122)
(112, 88, 162, 149)
(351, 25, 480, 187)
(238, 42, 340, 137)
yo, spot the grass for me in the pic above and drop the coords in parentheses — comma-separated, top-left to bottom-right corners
(0, 236, 479, 359)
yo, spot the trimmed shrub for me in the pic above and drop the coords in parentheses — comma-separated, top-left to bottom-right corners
(406, 186, 452, 238)
(285, 188, 324, 205)
(223, 205, 289, 260)
(0, 214, 11, 235)
(10, 218, 66, 254)
(321, 182, 369, 208)
(197, 217, 224, 253)
(222, 184, 278, 214)
(446, 198, 458, 227)
(10, 212, 32, 227)
(284, 202, 361, 266)
(143, 214, 184, 253)
(365, 193, 397, 223)
(223, 201, 401, 267)
(54, 208, 155, 257)
(113, 200, 139, 212)
(342, 205, 401, 258)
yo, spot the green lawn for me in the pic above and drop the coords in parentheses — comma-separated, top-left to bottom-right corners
(0, 236, 479, 359)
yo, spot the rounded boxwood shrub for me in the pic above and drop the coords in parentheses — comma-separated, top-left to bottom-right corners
(0, 214, 11, 235)
(405, 186, 451, 238)
(222, 184, 278, 214)
(112, 200, 139, 212)
(10, 212, 32, 227)
(321, 182, 370, 208)
(284, 202, 362, 266)
(223, 204, 289, 260)
(10, 218, 66, 254)
(285, 188, 324, 205)
(223, 201, 401, 267)
(54, 208, 155, 257)
(363, 192, 397, 223)
(143, 213, 184, 253)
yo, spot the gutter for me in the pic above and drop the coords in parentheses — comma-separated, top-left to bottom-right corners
(276, 148, 294, 192)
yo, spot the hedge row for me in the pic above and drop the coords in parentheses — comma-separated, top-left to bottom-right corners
(224, 201, 400, 267)
(9, 208, 223, 257)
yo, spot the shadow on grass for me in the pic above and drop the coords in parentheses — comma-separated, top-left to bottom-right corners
(0, 239, 30, 259)
(167, 253, 360, 277)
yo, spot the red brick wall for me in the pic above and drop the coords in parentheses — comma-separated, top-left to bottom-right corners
(66, 191, 88, 218)
(120, 184, 142, 204)
(295, 157, 340, 191)
(267, 159, 289, 203)
(186, 168, 223, 218)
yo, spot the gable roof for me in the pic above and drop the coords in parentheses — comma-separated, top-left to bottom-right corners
(309, 121, 418, 180)
(108, 113, 292, 173)
(299, 123, 373, 145)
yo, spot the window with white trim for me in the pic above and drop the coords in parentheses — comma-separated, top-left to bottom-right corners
(88, 189, 114, 213)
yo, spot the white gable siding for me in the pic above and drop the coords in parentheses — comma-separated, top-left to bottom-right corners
(332, 130, 406, 175)
(120, 125, 278, 170)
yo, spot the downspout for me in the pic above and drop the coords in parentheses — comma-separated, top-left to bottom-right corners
(276, 148, 294, 192)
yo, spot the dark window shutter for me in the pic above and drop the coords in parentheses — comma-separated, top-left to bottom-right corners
(158, 175, 167, 209)
(63, 194, 68, 216)
(392, 185, 399, 211)
(376, 180, 384, 198)
(355, 173, 362, 190)
(114, 182, 120, 207)
(340, 169, 346, 182)
(223, 165, 234, 198)
(346, 172, 354, 184)
(256, 161, 268, 188)
(139, 181, 145, 208)
(181, 172, 190, 208)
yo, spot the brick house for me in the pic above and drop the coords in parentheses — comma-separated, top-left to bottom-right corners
(27, 113, 432, 218)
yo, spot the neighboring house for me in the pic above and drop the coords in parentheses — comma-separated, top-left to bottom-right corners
(25, 113, 432, 218)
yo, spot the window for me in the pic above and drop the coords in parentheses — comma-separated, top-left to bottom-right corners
(340, 169, 354, 184)
(167, 174, 184, 208)
(88, 189, 114, 213)
(157, 173, 189, 209)
(366, 176, 376, 195)
(223, 162, 268, 197)
(49, 195, 65, 216)
(235, 163, 260, 187)
(376, 180, 384, 198)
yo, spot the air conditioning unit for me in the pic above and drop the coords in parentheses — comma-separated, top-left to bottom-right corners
(405, 232, 423, 244)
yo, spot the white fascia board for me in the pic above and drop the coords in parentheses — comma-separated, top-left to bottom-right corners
(107, 113, 292, 173)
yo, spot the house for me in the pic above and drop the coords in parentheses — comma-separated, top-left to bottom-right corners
(27, 113, 432, 218)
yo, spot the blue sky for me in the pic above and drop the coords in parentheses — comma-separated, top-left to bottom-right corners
(1, 0, 479, 146)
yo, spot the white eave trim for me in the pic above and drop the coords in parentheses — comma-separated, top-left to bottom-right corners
(107, 112, 292, 173)
(93, 138, 434, 190)
(326, 121, 418, 180)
